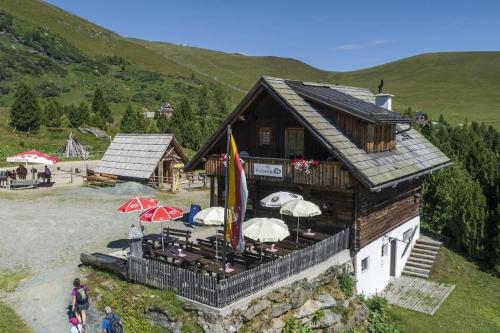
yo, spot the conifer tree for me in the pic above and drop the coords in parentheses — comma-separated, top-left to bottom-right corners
(120, 105, 138, 133)
(10, 83, 40, 131)
(92, 88, 113, 124)
(44, 99, 64, 128)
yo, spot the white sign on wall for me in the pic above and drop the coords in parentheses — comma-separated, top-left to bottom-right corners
(253, 163, 283, 178)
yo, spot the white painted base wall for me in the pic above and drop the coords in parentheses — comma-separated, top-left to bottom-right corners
(354, 216, 420, 296)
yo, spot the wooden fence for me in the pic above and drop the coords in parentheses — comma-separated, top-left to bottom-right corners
(128, 228, 350, 307)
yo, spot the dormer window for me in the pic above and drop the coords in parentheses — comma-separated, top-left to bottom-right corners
(259, 127, 272, 145)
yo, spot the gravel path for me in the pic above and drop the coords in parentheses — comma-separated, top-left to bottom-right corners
(0, 183, 210, 333)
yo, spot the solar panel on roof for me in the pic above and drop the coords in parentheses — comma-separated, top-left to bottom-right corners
(286, 81, 411, 124)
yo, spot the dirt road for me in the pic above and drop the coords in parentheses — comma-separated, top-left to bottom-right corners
(0, 183, 209, 333)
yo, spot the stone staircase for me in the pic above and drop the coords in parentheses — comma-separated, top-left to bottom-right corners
(403, 235, 442, 279)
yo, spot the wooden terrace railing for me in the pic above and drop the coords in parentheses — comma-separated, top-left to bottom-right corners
(204, 154, 355, 189)
(128, 228, 350, 308)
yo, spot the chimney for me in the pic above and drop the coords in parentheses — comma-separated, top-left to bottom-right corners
(375, 93, 394, 111)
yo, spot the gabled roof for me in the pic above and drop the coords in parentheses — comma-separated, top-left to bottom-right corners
(186, 77, 451, 191)
(96, 134, 188, 179)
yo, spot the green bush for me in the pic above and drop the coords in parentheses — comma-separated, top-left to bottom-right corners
(282, 318, 313, 333)
(366, 296, 399, 333)
(338, 273, 354, 298)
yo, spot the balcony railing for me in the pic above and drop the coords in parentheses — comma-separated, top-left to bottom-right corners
(204, 154, 355, 189)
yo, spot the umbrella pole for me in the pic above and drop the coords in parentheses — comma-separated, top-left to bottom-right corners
(161, 221, 164, 251)
(215, 226, 219, 261)
(296, 217, 300, 243)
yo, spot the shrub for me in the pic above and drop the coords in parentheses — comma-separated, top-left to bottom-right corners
(282, 317, 313, 333)
(338, 273, 354, 298)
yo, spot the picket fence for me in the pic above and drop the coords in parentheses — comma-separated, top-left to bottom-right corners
(128, 228, 350, 307)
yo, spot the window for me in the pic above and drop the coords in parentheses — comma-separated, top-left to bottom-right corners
(361, 257, 369, 272)
(259, 127, 272, 145)
(403, 228, 413, 242)
(382, 244, 388, 256)
(285, 128, 304, 158)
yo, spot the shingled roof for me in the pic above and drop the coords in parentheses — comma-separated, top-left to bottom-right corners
(186, 77, 451, 191)
(96, 134, 188, 179)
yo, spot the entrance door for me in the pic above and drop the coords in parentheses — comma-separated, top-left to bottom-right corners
(390, 239, 397, 277)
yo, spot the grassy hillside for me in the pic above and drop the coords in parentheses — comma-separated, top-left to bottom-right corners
(393, 246, 500, 333)
(131, 39, 334, 93)
(330, 52, 500, 126)
(137, 38, 500, 127)
(0, 0, 497, 160)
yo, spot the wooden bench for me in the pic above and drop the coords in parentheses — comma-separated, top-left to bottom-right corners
(8, 179, 38, 189)
(163, 228, 192, 247)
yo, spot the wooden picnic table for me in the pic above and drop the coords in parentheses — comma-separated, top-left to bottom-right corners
(261, 244, 292, 257)
(296, 228, 330, 242)
(202, 262, 244, 278)
(154, 248, 204, 264)
(207, 234, 224, 243)
(143, 233, 178, 245)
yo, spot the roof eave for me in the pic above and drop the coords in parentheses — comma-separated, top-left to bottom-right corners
(184, 79, 267, 171)
(368, 161, 453, 192)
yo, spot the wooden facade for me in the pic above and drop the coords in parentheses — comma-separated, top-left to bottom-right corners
(197, 86, 423, 250)
(355, 180, 421, 248)
(313, 101, 396, 152)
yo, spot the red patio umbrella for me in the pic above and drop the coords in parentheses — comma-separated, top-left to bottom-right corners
(7, 149, 59, 165)
(139, 206, 183, 249)
(117, 197, 159, 213)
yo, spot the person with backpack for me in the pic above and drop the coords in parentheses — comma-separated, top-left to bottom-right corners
(101, 306, 123, 333)
(71, 278, 89, 331)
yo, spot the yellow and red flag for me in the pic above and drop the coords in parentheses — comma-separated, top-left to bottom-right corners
(224, 134, 248, 252)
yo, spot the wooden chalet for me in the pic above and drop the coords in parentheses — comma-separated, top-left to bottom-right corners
(186, 76, 451, 295)
(96, 134, 188, 190)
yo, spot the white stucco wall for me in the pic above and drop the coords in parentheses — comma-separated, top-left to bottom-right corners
(354, 216, 420, 296)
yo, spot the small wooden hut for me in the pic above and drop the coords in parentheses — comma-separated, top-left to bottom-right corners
(95, 134, 188, 190)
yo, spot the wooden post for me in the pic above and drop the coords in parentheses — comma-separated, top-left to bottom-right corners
(158, 160, 164, 188)
(70, 168, 73, 184)
(209, 176, 216, 207)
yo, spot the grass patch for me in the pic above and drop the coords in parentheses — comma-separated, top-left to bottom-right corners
(0, 303, 34, 333)
(392, 246, 500, 333)
(85, 268, 202, 333)
(0, 267, 30, 292)
(0, 267, 33, 333)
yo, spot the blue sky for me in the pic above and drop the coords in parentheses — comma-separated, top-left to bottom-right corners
(47, 0, 500, 71)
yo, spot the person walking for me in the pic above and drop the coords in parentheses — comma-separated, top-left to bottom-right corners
(101, 306, 123, 333)
(128, 223, 144, 258)
(71, 278, 89, 332)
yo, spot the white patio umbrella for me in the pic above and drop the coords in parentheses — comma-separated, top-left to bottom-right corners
(280, 199, 321, 243)
(260, 191, 303, 208)
(243, 218, 289, 243)
(193, 207, 228, 260)
(243, 218, 289, 261)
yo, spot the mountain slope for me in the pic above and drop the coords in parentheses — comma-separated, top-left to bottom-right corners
(0, 0, 193, 77)
(1, 0, 499, 128)
(136, 37, 500, 126)
(130, 39, 335, 93)
(330, 52, 500, 126)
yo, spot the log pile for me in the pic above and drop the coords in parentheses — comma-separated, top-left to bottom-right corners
(61, 133, 89, 159)
(83, 172, 117, 187)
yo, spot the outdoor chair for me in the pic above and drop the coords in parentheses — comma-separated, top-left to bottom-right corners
(196, 238, 216, 248)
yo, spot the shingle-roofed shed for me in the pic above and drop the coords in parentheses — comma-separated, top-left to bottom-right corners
(96, 134, 188, 188)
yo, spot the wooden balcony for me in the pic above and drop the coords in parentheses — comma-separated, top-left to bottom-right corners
(204, 154, 355, 189)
